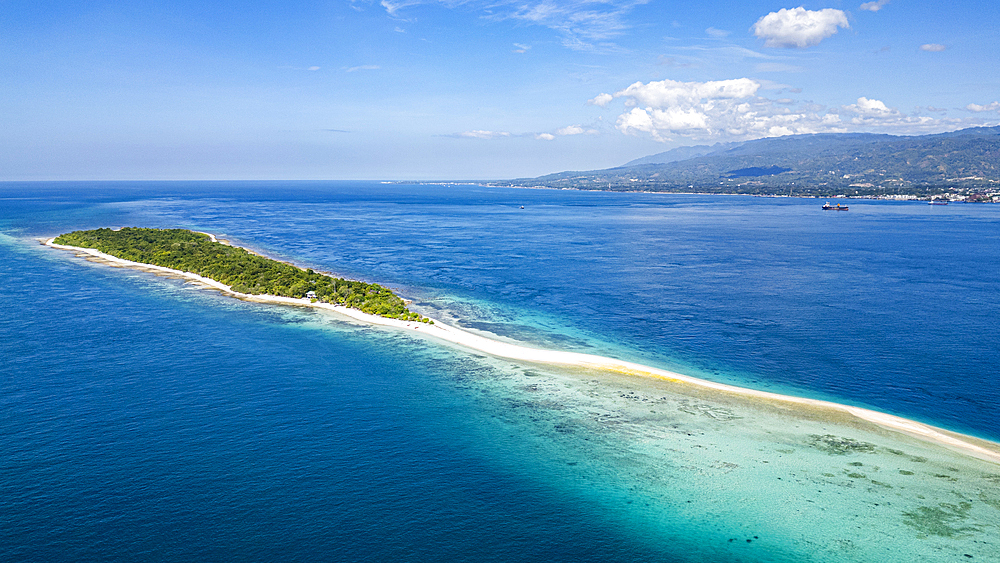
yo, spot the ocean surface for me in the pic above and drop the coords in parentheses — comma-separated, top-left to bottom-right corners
(2, 181, 999, 562)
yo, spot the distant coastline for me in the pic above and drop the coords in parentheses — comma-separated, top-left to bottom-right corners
(45, 236, 1000, 466)
(489, 125, 1000, 202)
(482, 182, 997, 203)
(398, 181, 995, 203)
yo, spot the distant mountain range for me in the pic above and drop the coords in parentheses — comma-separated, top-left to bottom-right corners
(501, 126, 1000, 198)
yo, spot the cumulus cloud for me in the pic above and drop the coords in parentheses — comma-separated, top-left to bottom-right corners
(608, 78, 799, 141)
(920, 43, 946, 52)
(560, 125, 598, 135)
(966, 102, 1000, 112)
(615, 78, 760, 108)
(596, 78, 963, 142)
(860, 0, 889, 12)
(530, 125, 599, 140)
(832, 97, 946, 129)
(752, 7, 849, 48)
(842, 96, 896, 117)
(588, 93, 614, 107)
(460, 130, 512, 139)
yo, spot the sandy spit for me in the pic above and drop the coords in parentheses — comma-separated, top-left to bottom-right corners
(45, 237, 1000, 465)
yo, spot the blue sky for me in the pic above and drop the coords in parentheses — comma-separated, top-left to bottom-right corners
(2, 0, 998, 180)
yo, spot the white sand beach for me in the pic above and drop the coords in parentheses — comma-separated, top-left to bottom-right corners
(46, 236, 1000, 465)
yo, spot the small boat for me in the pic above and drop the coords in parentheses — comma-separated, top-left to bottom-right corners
(929, 200, 949, 205)
(822, 202, 849, 211)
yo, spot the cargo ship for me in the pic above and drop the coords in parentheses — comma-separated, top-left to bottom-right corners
(822, 202, 849, 211)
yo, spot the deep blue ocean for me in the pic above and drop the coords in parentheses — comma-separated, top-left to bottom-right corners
(2, 181, 999, 562)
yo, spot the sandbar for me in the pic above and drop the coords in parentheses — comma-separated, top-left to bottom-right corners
(45, 236, 1000, 465)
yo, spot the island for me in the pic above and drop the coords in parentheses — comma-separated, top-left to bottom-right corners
(52, 227, 432, 323)
(45, 228, 1000, 466)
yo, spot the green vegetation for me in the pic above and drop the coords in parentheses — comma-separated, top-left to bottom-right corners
(54, 228, 432, 323)
(500, 126, 1000, 200)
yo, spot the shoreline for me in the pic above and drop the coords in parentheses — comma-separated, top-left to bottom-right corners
(45, 236, 1000, 465)
(476, 182, 993, 202)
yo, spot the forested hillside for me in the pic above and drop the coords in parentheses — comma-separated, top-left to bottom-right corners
(54, 228, 431, 322)
(503, 126, 1000, 198)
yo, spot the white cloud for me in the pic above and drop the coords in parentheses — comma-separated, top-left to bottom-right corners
(752, 7, 849, 48)
(615, 78, 760, 108)
(380, 0, 421, 16)
(456, 126, 595, 140)
(920, 43, 946, 52)
(610, 78, 790, 141)
(860, 0, 889, 12)
(966, 102, 1000, 112)
(842, 96, 896, 117)
(308, 66, 321, 71)
(460, 130, 512, 139)
(512, 43, 531, 53)
(834, 97, 946, 129)
(498, 0, 653, 51)
(374, 0, 651, 51)
(345, 65, 381, 72)
(705, 27, 730, 38)
(599, 78, 964, 142)
(588, 93, 614, 107)
(555, 125, 598, 136)
(619, 106, 709, 136)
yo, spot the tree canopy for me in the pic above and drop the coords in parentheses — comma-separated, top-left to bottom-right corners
(54, 228, 431, 323)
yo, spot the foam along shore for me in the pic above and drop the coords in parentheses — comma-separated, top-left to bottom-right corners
(46, 237, 1000, 466)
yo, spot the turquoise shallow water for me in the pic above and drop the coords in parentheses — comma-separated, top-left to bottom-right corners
(2, 182, 999, 562)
